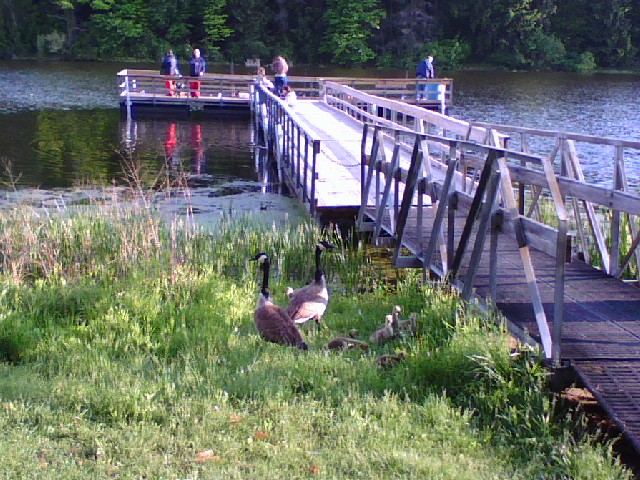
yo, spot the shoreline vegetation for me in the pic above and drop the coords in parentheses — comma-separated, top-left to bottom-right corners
(0, 190, 633, 478)
(2, 2, 639, 73)
(3, 56, 640, 76)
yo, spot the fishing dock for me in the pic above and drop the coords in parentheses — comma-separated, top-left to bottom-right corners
(251, 81, 640, 455)
(117, 69, 453, 117)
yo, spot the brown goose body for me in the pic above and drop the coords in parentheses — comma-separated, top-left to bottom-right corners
(252, 253, 307, 350)
(286, 241, 336, 325)
(286, 279, 329, 324)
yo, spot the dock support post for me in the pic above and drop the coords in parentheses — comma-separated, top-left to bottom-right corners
(125, 73, 132, 121)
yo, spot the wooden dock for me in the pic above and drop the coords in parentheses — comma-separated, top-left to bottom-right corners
(253, 82, 640, 454)
(117, 70, 453, 118)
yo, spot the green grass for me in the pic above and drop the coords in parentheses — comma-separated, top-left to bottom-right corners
(0, 204, 632, 479)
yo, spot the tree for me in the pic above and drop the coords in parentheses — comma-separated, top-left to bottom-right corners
(553, 0, 636, 68)
(596, 0, 636, 68)
(0, 0, 23, 56)
(90, 1, 150, 59)
(440, 0, 562, 68)
(285, 0, 326, 65)
(203, 0, 233, 60)
(51, 0, 94, 56)
(225, 0, 271, 63)
(322, 0, 386, 66)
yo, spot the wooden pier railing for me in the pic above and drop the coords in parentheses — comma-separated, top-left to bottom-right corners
(357, 124, 560, 360)
(466, 121, 640, 281)
(356, 121, 640, 363)
(323, 81, 488, 141)
(117, 70, 453, 115)
(253, 86, 323, 217)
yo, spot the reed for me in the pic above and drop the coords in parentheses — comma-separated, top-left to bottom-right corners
(0, 204, 631, 479)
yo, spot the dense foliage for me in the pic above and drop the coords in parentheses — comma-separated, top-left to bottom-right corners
(1, 0, 639, 70)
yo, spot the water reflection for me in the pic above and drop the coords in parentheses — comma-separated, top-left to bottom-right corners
(0, 107, 278, 192)
(191, 124, 204, 174)
(2, 61, 640, 192)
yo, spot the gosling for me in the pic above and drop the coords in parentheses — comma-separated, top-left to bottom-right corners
(369, 314, 396, 345)
(376, 351, 407, 369)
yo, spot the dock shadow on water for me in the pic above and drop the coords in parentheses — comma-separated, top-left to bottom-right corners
(0, 109, 306, 229)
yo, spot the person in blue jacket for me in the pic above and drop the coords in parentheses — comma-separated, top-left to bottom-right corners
(161, 50, 181, 96)
(189, 48, 206, 97)
(416, 54, 435, 100)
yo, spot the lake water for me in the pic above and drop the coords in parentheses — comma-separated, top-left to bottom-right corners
(1, 60, 639, 225)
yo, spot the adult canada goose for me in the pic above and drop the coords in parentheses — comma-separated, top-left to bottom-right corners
(251, 253, 308, 350)
(285, 241, 337, 325)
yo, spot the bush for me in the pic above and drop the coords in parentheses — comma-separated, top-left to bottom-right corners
(396, 37, 471, 71)
(426, 37, 472, 70)
(575, 52, 597, 73)
(528, 32, 566, 69)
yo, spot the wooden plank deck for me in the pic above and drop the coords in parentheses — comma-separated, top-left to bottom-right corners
(290, 101, 364, 209)
(260, 90, 640, 454)
(288, 100, 445, 210)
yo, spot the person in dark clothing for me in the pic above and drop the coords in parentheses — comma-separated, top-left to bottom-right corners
(161, 50, 180, 96)
(271, 55, 289, 97)
(416, 54, 435, 100)
(189, 48, 206, 98)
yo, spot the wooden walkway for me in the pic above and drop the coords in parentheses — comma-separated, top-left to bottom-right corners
(254, 82, 640, 454)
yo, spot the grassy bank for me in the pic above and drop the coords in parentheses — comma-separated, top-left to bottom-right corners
(0, 203, 631, 479)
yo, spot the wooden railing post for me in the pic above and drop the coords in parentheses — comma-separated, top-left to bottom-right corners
(610, 147, 624, 275)
(303, 135, 310, 204)
(310, 140, 320, 216)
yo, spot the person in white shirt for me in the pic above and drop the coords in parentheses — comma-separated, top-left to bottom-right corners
(282, 85, 297, 106)
(256, 66, 274, 91)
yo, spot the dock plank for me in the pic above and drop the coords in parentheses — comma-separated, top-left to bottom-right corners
(291, 101, 365, 208)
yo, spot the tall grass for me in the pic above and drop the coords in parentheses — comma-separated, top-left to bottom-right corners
(0, 203, 632, 479)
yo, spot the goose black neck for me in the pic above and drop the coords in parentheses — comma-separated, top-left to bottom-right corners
(314, 245, 324, 282)
(261, 257, 271, 298)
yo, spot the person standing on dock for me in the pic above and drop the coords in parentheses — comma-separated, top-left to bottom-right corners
(189, 48, 206, 98)
(416, 54, 435, 100)
(271, 55, 289, 97)
(161, 50, 180, 96)
(256, 66, 275, 91)
(282, 85, 297, 106)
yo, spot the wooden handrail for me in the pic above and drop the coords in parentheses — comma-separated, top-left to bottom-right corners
(254, 85, 324, 217)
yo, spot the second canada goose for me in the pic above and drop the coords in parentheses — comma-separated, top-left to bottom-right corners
(390, 305, 402, 329)
(252, 253, 308, 350)
(286, 241, 337, 325)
